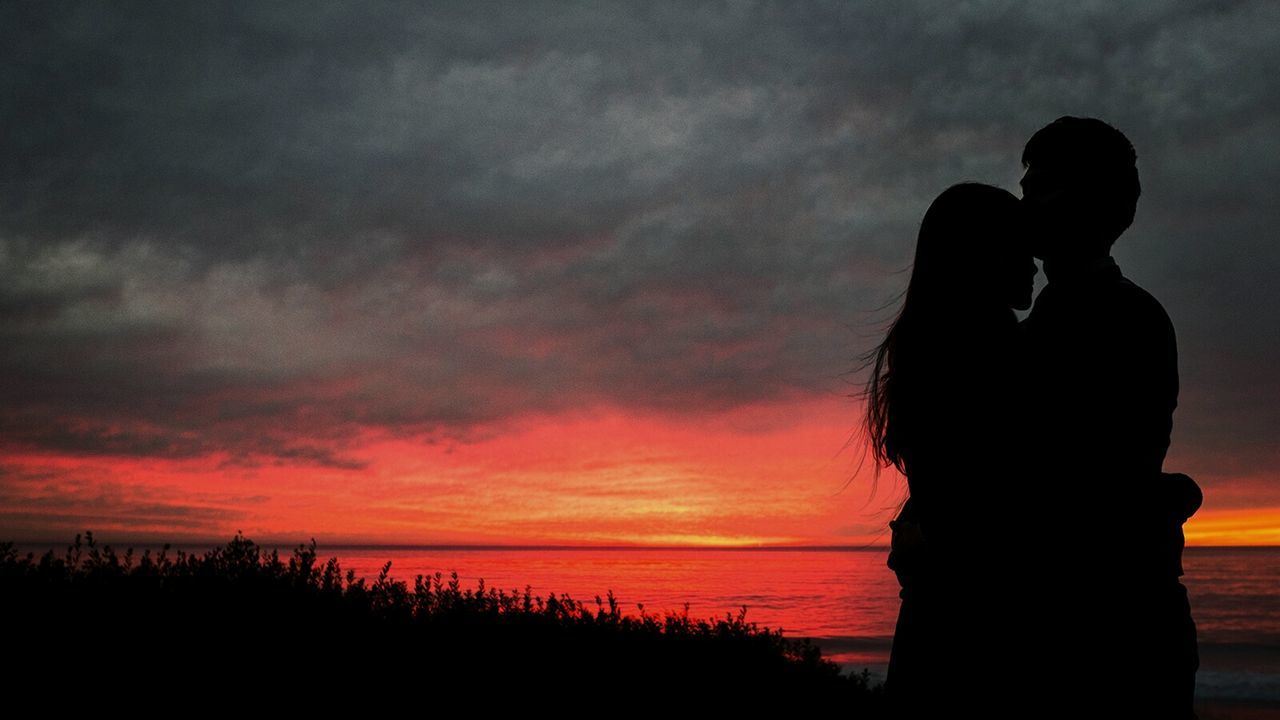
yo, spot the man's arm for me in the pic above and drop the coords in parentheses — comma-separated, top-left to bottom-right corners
(1107, 283, 1178, 478)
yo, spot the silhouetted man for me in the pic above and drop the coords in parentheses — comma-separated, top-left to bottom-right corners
(1019, 117, 1199, 718)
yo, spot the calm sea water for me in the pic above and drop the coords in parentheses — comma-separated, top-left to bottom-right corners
(14, 542, 1278, 702)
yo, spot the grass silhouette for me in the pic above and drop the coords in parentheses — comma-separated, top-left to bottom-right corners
(2, 531, 885, 713)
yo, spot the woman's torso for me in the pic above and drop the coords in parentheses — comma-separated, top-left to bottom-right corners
(893, 309, 1028, 579)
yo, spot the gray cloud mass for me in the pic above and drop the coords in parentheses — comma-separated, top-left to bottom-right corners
(1, 1, 1276, 491)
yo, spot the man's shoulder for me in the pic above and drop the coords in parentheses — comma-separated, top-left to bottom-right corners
(1028, 260, 1176, 340)
(1110, 273, 1174, 329)
(1028, 267, 1177, 348)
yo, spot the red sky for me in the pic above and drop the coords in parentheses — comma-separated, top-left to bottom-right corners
(3, 394, 1270, 546)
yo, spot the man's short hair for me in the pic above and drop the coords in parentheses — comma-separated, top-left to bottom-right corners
(1022, 116, 1141, 246)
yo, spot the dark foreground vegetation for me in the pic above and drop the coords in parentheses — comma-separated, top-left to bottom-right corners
(2, 532, 884, 713)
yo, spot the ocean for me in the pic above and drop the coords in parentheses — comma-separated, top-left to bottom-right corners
(321, 545, 1280, 705)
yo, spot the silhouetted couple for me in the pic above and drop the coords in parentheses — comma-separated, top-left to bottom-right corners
(865, 117, 1202, 719)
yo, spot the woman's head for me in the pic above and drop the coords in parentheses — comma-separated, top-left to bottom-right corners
(862, 183, 1034, 474)
(910, 183, 1034, 313)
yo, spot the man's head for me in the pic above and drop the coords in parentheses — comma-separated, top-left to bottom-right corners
(1020, 116, 1140, 261)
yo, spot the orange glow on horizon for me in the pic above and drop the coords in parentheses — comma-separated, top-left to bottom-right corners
(3, 395, 1275, 549)
(0, 395, 897, 547)
(1185, 507, 1280, 547)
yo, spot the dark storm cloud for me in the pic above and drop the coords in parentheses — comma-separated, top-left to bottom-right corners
(2, 2, 1277, 482)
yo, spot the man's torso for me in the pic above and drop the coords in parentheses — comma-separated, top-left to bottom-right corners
(1021, 256, 1179, 579)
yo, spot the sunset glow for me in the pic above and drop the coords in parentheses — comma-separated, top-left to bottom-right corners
(5, 389, 1272, 547)
(1185, 508, 1280, 547)
(2, 396, 900, 546)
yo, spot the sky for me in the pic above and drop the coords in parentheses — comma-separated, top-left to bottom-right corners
(2, 1, 1277, 546)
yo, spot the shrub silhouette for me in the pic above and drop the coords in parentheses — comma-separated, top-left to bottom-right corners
(2, 532, 883, 713)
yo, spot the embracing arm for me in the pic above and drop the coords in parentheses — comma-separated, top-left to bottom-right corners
(1105, 287, 1178, 479)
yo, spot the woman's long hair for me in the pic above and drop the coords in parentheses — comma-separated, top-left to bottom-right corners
(862, 183, 1020, 476)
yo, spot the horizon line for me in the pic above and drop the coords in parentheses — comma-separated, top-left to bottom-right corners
(6, 539, 1277, 552)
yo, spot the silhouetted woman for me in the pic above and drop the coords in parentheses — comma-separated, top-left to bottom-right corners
(863, 183, 1036, 717)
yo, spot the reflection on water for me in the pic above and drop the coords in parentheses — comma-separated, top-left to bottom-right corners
(331, 546, 901, 666)
(325, 546, 1280, 683)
